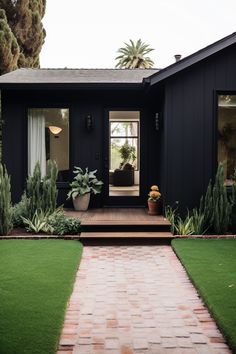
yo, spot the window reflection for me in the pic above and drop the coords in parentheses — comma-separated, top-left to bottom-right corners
(218, 95, 236, 184)
(28, 108, 69, 181)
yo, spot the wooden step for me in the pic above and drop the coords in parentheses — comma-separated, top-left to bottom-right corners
(82, 219, 170, 226)
(80, 231, 173, 239)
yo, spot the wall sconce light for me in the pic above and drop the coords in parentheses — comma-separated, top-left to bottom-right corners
(85, 114, 93, 131)
(49, 125, 62, 135)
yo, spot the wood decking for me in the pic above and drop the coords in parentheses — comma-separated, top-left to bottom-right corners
(65, 208, 173, 241)
(66, 208, 170, 226)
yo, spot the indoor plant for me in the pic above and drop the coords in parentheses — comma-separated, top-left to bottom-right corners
(67, 167, 103, 211)
(119, 143, 136, 169)
(148, 185, 161, 215)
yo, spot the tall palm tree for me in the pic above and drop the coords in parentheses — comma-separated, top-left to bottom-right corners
(115, 39, 154, 69)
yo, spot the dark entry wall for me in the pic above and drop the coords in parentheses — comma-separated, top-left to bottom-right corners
(157, 44, 236, 211)
(2, 87, 161, 206)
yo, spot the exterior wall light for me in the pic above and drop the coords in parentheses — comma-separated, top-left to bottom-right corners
(85, 114, 93, 131)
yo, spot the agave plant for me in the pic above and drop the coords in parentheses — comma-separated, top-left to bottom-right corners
(21, 209, 54, 234)
(175, 213, 194, 236)
(67, 167, 103, 200)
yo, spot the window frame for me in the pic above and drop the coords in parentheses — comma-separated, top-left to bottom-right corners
(216, 91, 236, 184)
(109, 120, 140, 171)
(27, 106, 71, 184)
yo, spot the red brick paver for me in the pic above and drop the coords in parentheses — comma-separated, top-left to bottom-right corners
(57, 246, 231, 353)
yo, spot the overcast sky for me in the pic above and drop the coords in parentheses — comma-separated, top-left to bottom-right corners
(40, 0, 236, 69)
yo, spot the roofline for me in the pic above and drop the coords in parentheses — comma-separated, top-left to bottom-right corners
(0, 82, 145, 90)
(145, 32, 236, 86)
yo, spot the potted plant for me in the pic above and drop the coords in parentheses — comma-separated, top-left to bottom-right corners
(148, 185, 161, 215)
(119, 143, 136, 169)
(67, 167, 103, 211)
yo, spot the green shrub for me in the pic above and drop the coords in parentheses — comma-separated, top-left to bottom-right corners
(191, 208, 208, 235)
(25, 160, 58, 218)
(21, 209, 54, 234)
(0, 163, 13, 235)
(175, 213, 194, 236)
(166, 164, 233, 235)
(49, 212, 81, 236)
(12, 193, 29, 227)
(165, 206, 193, 235)
(165, 205, 177, 234)
(199, 163, 232, 234)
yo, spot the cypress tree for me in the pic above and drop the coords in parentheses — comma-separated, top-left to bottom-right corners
(0, 8, 20, 75)
(0, 0, 46, 75)
(0, 163, 13, 235)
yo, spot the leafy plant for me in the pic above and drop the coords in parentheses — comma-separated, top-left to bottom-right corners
(21, 209, 54, 234)
(175, 213, 194, 236)
(67, 167, 103, 200)
(0, 163, 13, 235)
(119, 143, 136, 169)
(165, 205, 177, 234)
(48, 212, 81, 236)
(165, 205, 193, 235)
(12, 193, 29, 227)
(167, 164, 233, 236)
(25, 160, 58, 218)
(191, 208, 208, 235)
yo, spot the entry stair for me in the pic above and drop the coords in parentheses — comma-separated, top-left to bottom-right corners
(65, 208, 173, 244)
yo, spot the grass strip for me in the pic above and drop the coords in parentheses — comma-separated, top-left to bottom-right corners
(172, 238, 236, 352)
(0, 240, 83, 354)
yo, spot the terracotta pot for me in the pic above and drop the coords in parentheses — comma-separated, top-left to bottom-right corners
(73, 193, 90, 211)
(148, 200, 160, 215)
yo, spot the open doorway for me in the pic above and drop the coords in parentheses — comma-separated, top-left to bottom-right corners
(108, 111, 140, 198)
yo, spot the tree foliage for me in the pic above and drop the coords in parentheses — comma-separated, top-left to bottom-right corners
(115, 39, 154, 69)
(0, 0, 46, 75)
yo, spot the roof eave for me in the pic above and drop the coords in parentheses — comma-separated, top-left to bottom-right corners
(0, 82, 144, 90)
(147, 32, 236, 86)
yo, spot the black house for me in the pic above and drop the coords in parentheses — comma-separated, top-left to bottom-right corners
(1, 32, 236, 211)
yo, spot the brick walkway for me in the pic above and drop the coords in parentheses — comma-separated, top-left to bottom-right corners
(58, 246, 231, 354)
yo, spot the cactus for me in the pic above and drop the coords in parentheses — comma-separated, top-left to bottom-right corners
(199, 181, 213, 231)
(0, 163, 13, 235)
(25, 160, 58, 218)
(198, 163, 232, 234)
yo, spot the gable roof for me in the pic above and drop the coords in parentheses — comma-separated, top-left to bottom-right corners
(0, 68, 159, 86)
(0, 33, 235, 89)
(145, 32, 236, 86)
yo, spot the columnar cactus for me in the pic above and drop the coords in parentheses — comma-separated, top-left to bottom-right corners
(26, 160, 58, 218)
(199, 163, 232, 234)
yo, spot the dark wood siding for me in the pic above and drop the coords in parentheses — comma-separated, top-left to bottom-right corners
(160, 44, 236, 211)
(2, 87, 162, 206)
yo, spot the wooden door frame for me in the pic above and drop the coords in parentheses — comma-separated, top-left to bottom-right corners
(102, 107, 147, 207)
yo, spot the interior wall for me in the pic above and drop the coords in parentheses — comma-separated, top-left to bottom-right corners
(50, 126, 69, 171)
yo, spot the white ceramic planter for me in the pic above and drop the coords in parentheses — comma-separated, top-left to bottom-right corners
(73, 193, 91, 211)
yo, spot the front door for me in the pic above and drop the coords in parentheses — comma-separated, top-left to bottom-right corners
(103, 110, 145, 206)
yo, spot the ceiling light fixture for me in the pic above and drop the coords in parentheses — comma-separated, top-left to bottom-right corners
(49, 126, 62, 135)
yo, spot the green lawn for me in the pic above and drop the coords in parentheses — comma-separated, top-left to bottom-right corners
(172, 238, 236, 351)
(0, 240, 83, 354)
